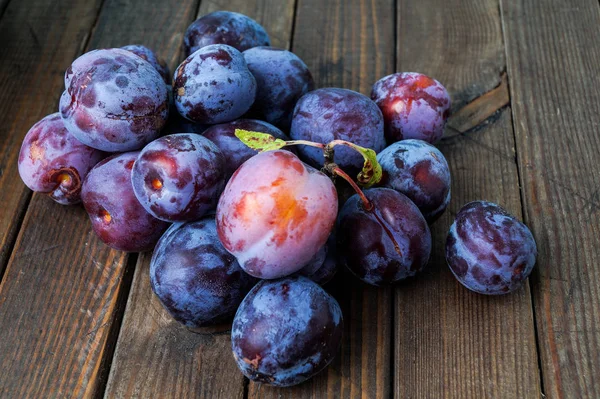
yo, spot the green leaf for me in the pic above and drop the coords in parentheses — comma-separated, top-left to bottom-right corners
(355, 146, 382, 188)
(234, 129, 288, 152)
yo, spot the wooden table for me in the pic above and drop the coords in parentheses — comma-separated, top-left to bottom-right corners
(1, 0, 599, 397)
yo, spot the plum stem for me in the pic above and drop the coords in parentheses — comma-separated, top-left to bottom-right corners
(327, 164, 373, 211)
(284, 140, 326, 149)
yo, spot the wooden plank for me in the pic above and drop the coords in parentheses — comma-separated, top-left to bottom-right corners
(445, 74, 510, 138)
(248, 1, 395, 398)
(0, 0, 102, 276)
(104, 253, 243, 398)
(500, 0, 600, 397)
(0, 0, 199, 397)
(394, 0, 541, 397)
(104, 1, 296, 398)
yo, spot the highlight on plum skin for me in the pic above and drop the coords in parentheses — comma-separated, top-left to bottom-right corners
(60, 48, 169, 152)
(121, 44, 171, 84)
(18, 113, 106, 205)
(202, 119, 291, 180)
(173, 44, 256, 125)
(337, 188, 432, 286)
(371, 72, 450, 144)
(150, 216, 257, 329)
(131, 133, 226, 222)
(377, 139, 451, 223)
(184, 11, 270, 56)
(231, 276, 343, 387)
(81, 152, 170, 252)
(290, 88, 386, 174)
(445, 201, 537, 295)
(243, 46, 314, 130)
(216, 150, 338, 280)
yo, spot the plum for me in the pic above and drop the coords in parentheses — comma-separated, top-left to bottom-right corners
(184, 11, 270, 56)
(173, 44, 256, 124)
(150, 216, 257, 328)
(377, 139, 451, 223)
(216, 150, 338, 279)
(445, 201, 537, 295)
(60, 48, 169, 152)
(81, 152, 169, 252)
(202, 119, 290, 179)
(18, 113, 106, 205)
(131, 134, 225, 222)
(296, 232, 337, 285)
(231, 276, 343, 386)
(121, 44, 171, 84)
(290, 88, 385, 174)
(337, 188, 432, 286)
(371, 72, 450, 144)
(243, 47, 314, 130)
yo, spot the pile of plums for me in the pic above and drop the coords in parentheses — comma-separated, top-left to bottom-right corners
(17, 10, 537, 387)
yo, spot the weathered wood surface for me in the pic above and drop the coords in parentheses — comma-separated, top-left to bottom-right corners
(248, 1, 395, 398)
(394, 0, 541, 397)
(105, 1, 296, 398)
(0, 0, 197, 397)
(501, 0, 600, 397)
(0, 0, 102, 275)
(1, 0, 599, 397)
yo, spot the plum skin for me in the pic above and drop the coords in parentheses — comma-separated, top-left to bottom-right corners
(150, 217, 257, 328)
(18, 113, 106, 205)
(243, 46, 314, 130)
(184, 11, 270, 56)
(60, 48, 169, 152)
(216, 150, 338, 279)
(231, 276, 343, 387)
(377, 139, 451, 223)
(445, 201, 537, 295)
(337, 188, 432, 286)
(371, 72, 450, 144)
(290, 88, 386, 174)
(173, 44, 256, 124)
(121, 44, 171, 84)
(81, 152, 170, 252)
(131, 134, 226, 222)
(202, 119, 290, 180)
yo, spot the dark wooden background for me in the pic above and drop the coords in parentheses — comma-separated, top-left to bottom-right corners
(0, 0, 599, 397)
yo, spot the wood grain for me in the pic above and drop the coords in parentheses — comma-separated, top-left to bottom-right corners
(445, 74, 510, 138)
(501, 0, 600, 397)
(0, 0, 200, 397)
(105, 1, 296, 398)
(0, 0, 102, 277)
(394, 0, 541, 397)
(248, 1, 395, 398)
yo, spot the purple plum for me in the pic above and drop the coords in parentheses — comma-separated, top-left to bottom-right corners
(60, 48, 169, 152)
(377, 139, 451, 223)
(81, 152, 170, 252)
(18, 113, 106, 205)
(290, 88, 386, 174)
(184, 11, 270, 56)
(150, 216, 257, 328)
(121, 44, 171, 84)
(445, 201, 537, 295)
(131, 134, 226, 222)
(371, 72, 450, 144)
(173, 44, 256, 124)
(243, 47, 314, 130)
(202, 119, 290, 179)
(337, 188, 432, 286)
(231, 276, 343, 386)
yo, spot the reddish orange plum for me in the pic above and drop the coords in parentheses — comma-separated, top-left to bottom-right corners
(216, 150, 338, 279)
